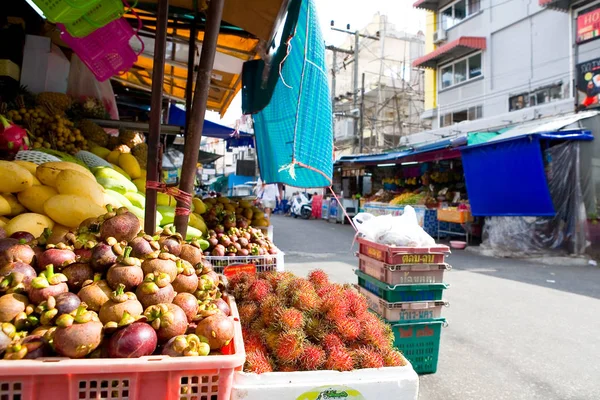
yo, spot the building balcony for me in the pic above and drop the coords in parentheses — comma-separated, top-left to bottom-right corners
(538, 0, 572, 11)
(412, 0, 440, 11)
(413, 36, 486, 69)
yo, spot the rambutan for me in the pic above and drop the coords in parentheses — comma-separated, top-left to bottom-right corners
(274, 331, 305, 364)
(247, 279, 273, 302)
(308, 269, 329, 290)
(298, 344, 326, 371)
(238, 301, 259, 326)
(322, 333, 345, 352)
(277, 363, 298, 372)
(263, 328, 280, 352)
(324, 298, 350, 323)
(261, 270, 295, 291)
(345, 288, 369, 318)
(277, 307, 305, 331)
(361, 320, 391, 348)
(352, 347, 385, 369)
(243, 328, 267, 354)
(245, 349, 273, 374)
(262, 304, 284, 326)
(335, 317, 362, 341)
(305, 315, 331, 341)
(259, 295, 280, 325)
(228, 271, 256, 299)
(324, 346, 354, 371)
(381, 348, 407, 367)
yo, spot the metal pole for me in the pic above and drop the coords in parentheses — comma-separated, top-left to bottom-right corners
(144, 0, 169, 234)
(359, 72, 365, 153)
(353, 30, 359, 152)
(174, 0, 225, 235)
(331, 48, 337, 135)
(185, 11, 198, 133)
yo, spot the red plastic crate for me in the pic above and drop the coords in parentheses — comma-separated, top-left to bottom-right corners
(0, 297, 245, 400)
(357, 253, 450, 285)
(357, 237, 450, 265)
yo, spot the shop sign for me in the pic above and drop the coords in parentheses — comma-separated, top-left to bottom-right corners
(577, 7, 600, 44)
(576, 57, 600, 110)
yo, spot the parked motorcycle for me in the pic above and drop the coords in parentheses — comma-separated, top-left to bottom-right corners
(290, 192, 312, 219)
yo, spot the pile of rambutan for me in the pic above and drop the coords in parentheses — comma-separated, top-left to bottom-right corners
(229, 269, 406, 374)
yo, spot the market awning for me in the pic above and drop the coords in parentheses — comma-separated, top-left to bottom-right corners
(413, 37, 486, 69)
(412, 0, 440, 11)
(167, 104, 252, 139)
(461, 129, 593, 217)
(538, 0, 571, 11)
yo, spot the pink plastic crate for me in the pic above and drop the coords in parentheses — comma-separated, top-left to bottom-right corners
(0, 296, 245, 400)
(358, 253, 451, 285)
(59, 18, 141, 82)
(357, 237, 450, 265)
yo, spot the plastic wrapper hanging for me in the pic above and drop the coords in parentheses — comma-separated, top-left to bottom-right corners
(481, 141, 589, 257)
(353, 205, 436, 247)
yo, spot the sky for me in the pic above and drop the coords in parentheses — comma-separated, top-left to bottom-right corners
(205, 0, 426, 127)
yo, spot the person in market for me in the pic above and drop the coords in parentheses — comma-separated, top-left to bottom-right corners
(255, 179, 280, 218)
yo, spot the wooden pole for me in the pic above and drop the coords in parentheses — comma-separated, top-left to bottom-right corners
(174, 0, 225, 235)
(185, 10, 198, 134)
(144, 0, 169, 234)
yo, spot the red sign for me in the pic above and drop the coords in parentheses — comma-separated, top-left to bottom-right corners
(223, 264, 257, 278)
(577, 7, 600, 44)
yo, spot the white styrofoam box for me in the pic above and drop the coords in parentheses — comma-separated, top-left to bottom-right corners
(20, 35, 70, 94)
(232, 364, 419, 400)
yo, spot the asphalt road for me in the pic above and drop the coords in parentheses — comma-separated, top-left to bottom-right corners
(272, 215, 600, 400)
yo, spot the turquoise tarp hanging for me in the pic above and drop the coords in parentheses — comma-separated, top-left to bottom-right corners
(251, 0, 333, 188)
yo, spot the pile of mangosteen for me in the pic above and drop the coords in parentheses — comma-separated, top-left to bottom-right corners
(0, 207, 235, 360)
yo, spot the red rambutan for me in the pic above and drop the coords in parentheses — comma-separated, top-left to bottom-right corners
(322, 333, 345, 352)
(361, 320, 391, 348)
(277, 307, 305, 331)
(324, 346, 354, 371)
(305, 315, 331, 341)
(245, 349, 273, 374)
(335, 317, 362, 341)
(238, 301, 259, 326)
(277, 363, 298, 372)
(345, 288, 369, 318)
(243, 328, 267, 354)
(274, 331, 305, 364)
(298, 344, 326, 371)
(259, 295, 280, 325)
(308, 269, 329, 290)
(247, 279, 273, 302)
(352, 347, 385, 369)
(228, 271, 256, 299)
(381, 348, 407, 367)
(263, 329, 280, 352)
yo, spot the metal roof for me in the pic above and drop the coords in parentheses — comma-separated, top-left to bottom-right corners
(413, 37, 487, 69)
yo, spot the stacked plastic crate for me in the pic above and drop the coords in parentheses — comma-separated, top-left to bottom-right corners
(355, 238, 450, 374)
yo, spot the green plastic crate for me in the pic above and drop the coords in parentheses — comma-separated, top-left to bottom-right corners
(62, 0, 125, 37)
(390, 318, 446, 374)
(32, 0, 101, 23)
(355, 269, 448, 302)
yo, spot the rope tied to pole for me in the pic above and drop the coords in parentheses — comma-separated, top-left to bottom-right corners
(146, 181, 193, 216)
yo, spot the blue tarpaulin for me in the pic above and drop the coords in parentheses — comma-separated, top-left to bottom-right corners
(460, 129, 593, 217)
(252, 0, 333, 188)
(168, 104, 252, 140)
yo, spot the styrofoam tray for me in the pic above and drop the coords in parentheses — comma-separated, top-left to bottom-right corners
(232, 360, 418, 400)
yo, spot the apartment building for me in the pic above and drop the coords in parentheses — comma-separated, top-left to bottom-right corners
(411, 0, 577, 140)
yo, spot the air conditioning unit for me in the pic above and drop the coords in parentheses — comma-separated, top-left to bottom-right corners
(433, 29, 447, 44)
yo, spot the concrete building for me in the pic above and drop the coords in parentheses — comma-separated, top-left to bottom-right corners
(328, 14, 428, 154)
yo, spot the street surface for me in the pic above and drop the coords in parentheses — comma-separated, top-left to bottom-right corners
(272, 215, 600, 400)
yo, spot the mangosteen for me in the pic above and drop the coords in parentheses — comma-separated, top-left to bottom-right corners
(211, 244, 226, 257)
(106, 246, 144, 291)
(171, 259, 198, 294)
(162, 334, 210, 357)
(107, 321, 157, 358)
(172, 293, 199, 322)
(90, 240, 118, 273)
(129, 234, 160, 259)
(136, 272, 176, 309)
(194, 301, 222, 320)
(219, 235, 232, 248)
(0, 228, 6, 240)
(54, 292, 81, 316)
(100, 206, 141, 242)
(62, 262, 94, 291)
(43, 226, 71, 246)
(37, 243, 76, 270)
(195, 313, 235, 350)
(53, 305, 103, 358)
(179, 242, 204, 266)
(0, 323, 17, 355)
(158, 227, 183, 256)
(29, 265, 68, 304)
(77, 275, 112, 312)
(0, 239, 34, 265)
(141, 252, 178, 282)
(99, 284, 143, 325)
(213, 298, 231, 317)
(0, 262, 37, 294)
(11, 302, 38, 332)
(144, 303, 188, 343)
(10, 232, 35, 243)
(207, 237, 218, 248)
(3, 334, 51, 359)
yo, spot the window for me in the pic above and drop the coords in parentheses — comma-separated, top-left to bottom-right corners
(509, 83, 563, 112)
(439, 105, 483, 127)
(439, 0, 480, 30)
(438, 53, 483, 89)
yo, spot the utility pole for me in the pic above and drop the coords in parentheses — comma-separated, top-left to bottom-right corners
(360, 72, 365, 153)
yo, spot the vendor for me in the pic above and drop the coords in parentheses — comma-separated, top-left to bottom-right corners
(256, 179, 280, 218)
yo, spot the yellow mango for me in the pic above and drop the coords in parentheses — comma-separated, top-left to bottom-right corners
(12, 160, 37, 175)
(0, 219, 5, 228)
(109, 164, 131, 180)
(157, 192, 177, 206)
(139, 169, 147, 179)
(17, 185, 58, 214)
(0, 196, 11, 216)
(107, 150, 121, 165)
(0, 161, 33, 193)
(91, 146, 111, 160)
(5, 213, 54, 238)
(189, 212, 208, 235)
(3, 194, 26, 217)
(133, 178, 146, 194)
(44, 194, 106, 228)
(239, 200, 252, 209)
(0, 216, 9, 224)
(36, 161, 94, 187)
(118, 153, 141, 179)
(192, 198, 207, 214)
(56, 169, 105, 206)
